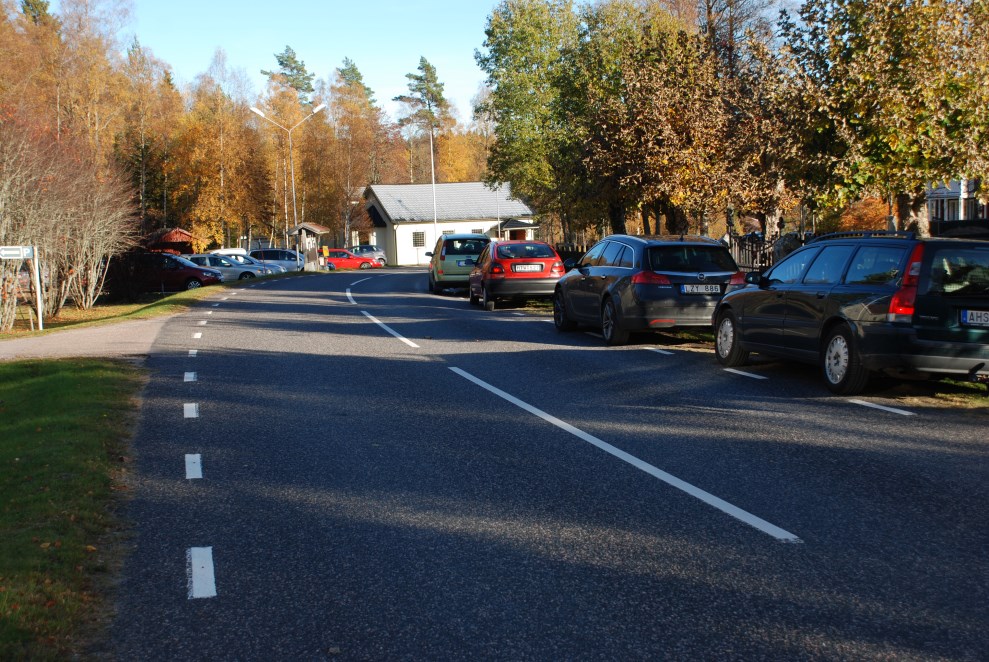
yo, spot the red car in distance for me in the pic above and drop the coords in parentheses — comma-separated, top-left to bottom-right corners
(324, 249, 382, 270)
(468, 240, 565, 311)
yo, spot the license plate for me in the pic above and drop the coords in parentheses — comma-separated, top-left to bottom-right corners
(513, 264, 542, 272)
(961, 309, 989, 326)
(682, 284, 721, 294)
(456, 260, 471, 267)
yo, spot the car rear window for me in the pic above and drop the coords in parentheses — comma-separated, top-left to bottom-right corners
(445, 239, 488, 256)
(648, 246, 737, 273)
(927, 246, 989, 296)
(496, 243, 555, 259)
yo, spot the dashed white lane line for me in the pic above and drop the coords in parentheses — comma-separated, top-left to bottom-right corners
(849, 399, 915, 416)
(188, 350, 198, 357)
(183, 403, 199, 418)
(211, 303, 220, 307)
(184, 372, 197, 383)
(193, 332, 202, 339)
(185, 454, 202, 479)
(724, 368, 769, 380)
(187, 547, 216, 599)
(361, 311, 420, 348)
(206, 311, 213, 315)
(450, 367, 801, 543)
(647, 348, 674, 356)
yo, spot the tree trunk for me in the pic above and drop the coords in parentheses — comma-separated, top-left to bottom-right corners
(641, 206, 652, 235)
(659, 200, 689, 234)
(608, 199, 626, 235)
(896, 191, 930, 236)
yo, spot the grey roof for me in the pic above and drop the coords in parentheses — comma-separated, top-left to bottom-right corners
(366, 182, 533, 223)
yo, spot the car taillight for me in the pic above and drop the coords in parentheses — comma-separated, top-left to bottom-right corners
(551, 261, 564, 275)
(631, 271, 672, 286)
(887, 244, 924, 322)
(490, 262, 506, 277)
(726, 270, 747, 293)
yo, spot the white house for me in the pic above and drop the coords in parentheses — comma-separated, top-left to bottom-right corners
(927, 179, 988, 237)
(363, 182, 537, 266)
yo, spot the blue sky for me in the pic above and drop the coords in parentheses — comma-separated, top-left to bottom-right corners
(105, 0, 500, 122)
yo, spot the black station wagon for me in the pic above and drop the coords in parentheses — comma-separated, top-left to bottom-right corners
(713, 231, 989, 394)
(554, 235, 743, 345)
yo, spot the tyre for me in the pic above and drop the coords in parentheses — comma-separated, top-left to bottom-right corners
(553, 290, 577, 331)
(715, 310, 749, 367)
(428, 273, 438, 293)
(185, 278, 202, 290)
(469, 286, 480, 305)
(359, 262, 371, 269)
(239, 272, 255, 280)
(482, 286, 495, 311)
(821, 325, 869, 395)
(601, 299, 630, 345)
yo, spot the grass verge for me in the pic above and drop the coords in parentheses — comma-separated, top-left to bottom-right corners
(0, 359, 145, 660)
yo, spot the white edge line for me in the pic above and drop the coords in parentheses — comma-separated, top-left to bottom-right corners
(724, 368, 769, 380)
(187, 547, 216, 598)
(361, 311, 419, 348)
(185, 454, 203, 480)
(450, 367, 801, 543)
(848, 399, 915, 416)
(647, 348, 675, 356)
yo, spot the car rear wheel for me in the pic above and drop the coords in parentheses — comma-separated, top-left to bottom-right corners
(601, 299, 630, 346)
(553, 290, 577, 331)
(185, 278, 202, 290)
(468, 286, 480, 305)
(822, 325, 869, 395)
(359, 262, 371, 269)
(715, 310, 749, 367)
(239, 272, 255, 280)
(482, 286, 496, 311)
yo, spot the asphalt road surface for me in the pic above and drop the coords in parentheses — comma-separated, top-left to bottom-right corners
(109, 271, 989, 661)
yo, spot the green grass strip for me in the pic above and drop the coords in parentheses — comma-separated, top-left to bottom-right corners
(0, 359, 144, 660)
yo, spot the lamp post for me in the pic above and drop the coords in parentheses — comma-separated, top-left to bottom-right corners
(250, 103, 327, 253)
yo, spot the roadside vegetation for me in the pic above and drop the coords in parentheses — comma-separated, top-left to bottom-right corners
(0, 359, 144, 660)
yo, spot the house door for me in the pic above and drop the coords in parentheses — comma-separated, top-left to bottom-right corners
(509, 229, 526, 240)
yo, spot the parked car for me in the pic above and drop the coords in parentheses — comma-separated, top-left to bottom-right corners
(426, 233, 491, 292)
(348, 244, 387, 265)
(324, 249, 382, 270)
(221, 252, 285, 274)
(713, 231, 989, 394)
(137, 252, 223, 292)
(184, 253, 267, 280)
(553, 234, 744, 345)
(250, 248, 305, 272)
(468, 240, 565, 310)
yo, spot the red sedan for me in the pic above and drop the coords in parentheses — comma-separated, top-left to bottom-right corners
(468, 240, 565, 310)
(324, 249, 382, 270)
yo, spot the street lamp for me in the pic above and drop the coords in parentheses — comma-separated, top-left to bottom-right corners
(250, 103, 327, 251)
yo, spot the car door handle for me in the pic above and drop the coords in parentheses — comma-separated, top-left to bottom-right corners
(816, 292, 827, 299)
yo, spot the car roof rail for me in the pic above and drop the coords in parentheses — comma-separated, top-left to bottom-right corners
(809, 230, 916, 243)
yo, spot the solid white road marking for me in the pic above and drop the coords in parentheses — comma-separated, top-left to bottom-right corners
(183, 403, 199, 418)
(361, 311, 420, 348)
(450, 367, 801, 543)
(184, 372, 197, 383)
(188, 350, 198, 357)
(647, 348, 674, 356)
(193, 332, 202, 339)
(185, 454, 202, 479)
(346, 289, 356, 305)
(187, 547, 216, 599)
(347, 277, 374, 304)
(848, 399, 915, 416)
(724, 368, 769, 380)
(211, 303, 220, 307)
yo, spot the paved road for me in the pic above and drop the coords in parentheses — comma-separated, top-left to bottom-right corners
(53, 272, 989, 659)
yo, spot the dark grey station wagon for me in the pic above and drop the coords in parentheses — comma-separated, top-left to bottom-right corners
(713, 231, 989, 394)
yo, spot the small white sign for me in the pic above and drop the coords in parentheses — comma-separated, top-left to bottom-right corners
(0, 245, 33, 260)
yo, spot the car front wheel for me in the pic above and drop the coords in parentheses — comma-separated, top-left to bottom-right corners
(239, 272, 255, 280)
(715, 310, 749, 366)
(185, 278, 202, 290)
(553, 290, 577, 331)
(822, 325, 869, 395)
(601, 299, 630, 346)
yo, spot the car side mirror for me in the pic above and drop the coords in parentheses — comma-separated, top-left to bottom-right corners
(744, 271, 762, 286)
(563, 258, 576, 272)
(425, 251, 433, 257)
